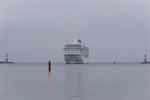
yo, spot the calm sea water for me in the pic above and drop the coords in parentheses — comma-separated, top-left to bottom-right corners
(0, 63, 150, 100)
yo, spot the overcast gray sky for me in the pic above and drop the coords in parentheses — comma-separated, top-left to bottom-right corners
(0, 0, 150, 63)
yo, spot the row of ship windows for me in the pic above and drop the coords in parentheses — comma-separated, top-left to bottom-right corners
(65, 50, 82, 54)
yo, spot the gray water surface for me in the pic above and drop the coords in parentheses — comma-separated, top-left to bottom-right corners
(0, 63, 149, 100)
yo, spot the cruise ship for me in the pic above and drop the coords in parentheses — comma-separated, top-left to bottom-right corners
(64, 39, 89, 64)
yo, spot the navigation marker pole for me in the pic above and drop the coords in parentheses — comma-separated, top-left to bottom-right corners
(48, 60, 51, 72)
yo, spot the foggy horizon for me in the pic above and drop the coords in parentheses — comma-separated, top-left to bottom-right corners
(0, 0, 150, 63)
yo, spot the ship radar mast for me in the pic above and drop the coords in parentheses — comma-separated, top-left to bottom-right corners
(72, 38, 82, 44)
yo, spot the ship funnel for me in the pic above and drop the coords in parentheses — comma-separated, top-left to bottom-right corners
(77, 39, 82, 43)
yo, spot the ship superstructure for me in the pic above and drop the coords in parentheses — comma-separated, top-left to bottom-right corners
(64, 39, 89, 64)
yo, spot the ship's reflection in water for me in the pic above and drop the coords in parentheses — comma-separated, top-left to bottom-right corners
(64, 65, 89, 99)
(48, 71, 51, 89)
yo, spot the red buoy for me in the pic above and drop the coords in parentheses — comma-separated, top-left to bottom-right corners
(48, 60, 51, 71)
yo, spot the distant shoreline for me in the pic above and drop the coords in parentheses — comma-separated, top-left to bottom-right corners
(0, 61, 14, 64)
(0, 61, 149, 64)
(140, 62, 150, 64)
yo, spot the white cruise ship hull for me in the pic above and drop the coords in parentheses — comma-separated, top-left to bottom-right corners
(64, 54, 84, 64)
